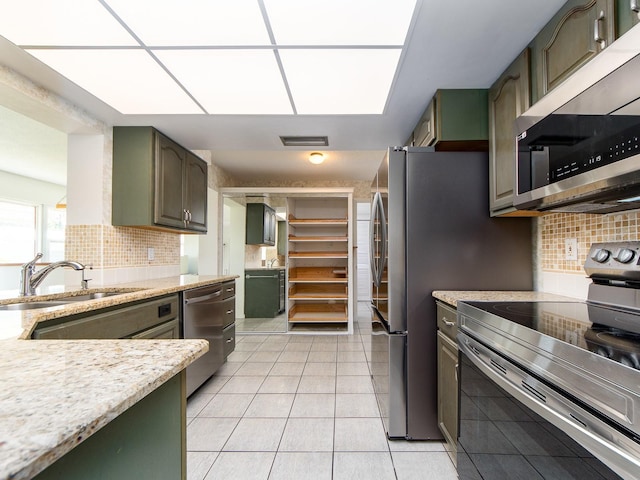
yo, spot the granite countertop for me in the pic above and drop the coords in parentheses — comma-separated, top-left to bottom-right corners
(0, 274, 237, 340)
(432, 290, 580, 307)
(0, 338, 208, 480)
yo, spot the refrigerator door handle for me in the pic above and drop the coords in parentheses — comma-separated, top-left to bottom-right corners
(372, 314, 390, 335)
(369, 193, 380, 287)
(378, 193, 388, 288)
(371, 306, 402, 335)
(370, 191, 387, 288)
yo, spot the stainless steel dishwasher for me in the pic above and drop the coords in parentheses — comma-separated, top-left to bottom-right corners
(183, 280, 235, 396)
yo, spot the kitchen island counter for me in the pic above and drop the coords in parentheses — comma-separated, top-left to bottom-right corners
(0, 338, 207, 480)
(432, 290, 578, 307)
(0, 274, 237, 340)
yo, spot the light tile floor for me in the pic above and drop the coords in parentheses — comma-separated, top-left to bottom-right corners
(186, 304, 458, 480)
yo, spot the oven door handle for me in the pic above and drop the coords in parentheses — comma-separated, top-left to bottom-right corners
(458, 332, 640, 479)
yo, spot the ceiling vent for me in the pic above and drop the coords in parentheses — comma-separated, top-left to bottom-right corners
(279, 136, 329, 147)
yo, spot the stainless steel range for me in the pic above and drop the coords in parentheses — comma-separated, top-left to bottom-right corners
(457, 241, 640, 479)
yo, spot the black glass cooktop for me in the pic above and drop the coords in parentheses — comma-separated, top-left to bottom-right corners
(464, 301, 640, 369)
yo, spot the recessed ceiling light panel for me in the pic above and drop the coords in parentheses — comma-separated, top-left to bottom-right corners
(280, 49, 401, 114)
(25, 49, 203, 114)
(264, 0, 417, 45)
(0, 0, 137, 46)
(154, 49, 293, 114)
(104, 0, 272, 46)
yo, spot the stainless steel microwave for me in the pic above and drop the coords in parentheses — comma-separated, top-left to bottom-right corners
(514, 27, 640, 214)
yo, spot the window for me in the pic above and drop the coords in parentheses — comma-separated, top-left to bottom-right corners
(0, 200, 65, 264)
(44, 206, 66, 262)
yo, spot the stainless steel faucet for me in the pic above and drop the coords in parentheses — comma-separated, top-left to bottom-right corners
(20, 253, 85, 296)
(267, 258, 279, 268)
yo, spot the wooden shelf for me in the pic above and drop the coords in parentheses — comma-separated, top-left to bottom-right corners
(288, 303, 348, 323)
(289, 251, 348, 259)
(289, 284, 348, 300)
(286, 198, 352, 332)
(289, 267, 347, 283)
(288, 215, 348, 226)
(288, 235, 348, 242)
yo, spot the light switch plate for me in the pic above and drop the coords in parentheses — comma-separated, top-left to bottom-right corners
(565, 238, 578, 260)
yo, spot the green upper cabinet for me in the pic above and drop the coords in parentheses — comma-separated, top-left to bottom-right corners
(246, 203, 276, 246)
(112, 127, 208, 234)
(616, 0, 640, 37)
(184, 151, 208, 232)
(489, 49, 535, 216)
(530, 0, 615, 104)
(413, 89, 489, 151)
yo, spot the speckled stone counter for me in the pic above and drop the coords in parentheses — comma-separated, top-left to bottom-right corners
(432, 290, 579, 308)
(0, 274, 237, 340)
(0, 338, 207, 480)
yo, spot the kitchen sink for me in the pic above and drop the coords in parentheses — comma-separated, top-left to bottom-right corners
(54, 292, 125, 302)
(0, 291, 131, 311)
(0, 301, 69, 310)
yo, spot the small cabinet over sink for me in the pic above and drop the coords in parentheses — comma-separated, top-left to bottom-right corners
(246, 203, 276, 245)
(112, 126, 208, 233)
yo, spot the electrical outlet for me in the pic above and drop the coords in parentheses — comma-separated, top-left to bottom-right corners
(147, 247, 155, 261)
(565, 238, 578, 261)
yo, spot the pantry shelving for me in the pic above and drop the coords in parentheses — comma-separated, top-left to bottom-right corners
(286, 197, 353, 332)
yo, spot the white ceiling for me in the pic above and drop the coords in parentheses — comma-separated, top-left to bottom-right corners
(0, 0, 567, 183)
(0, 104, 67, 185)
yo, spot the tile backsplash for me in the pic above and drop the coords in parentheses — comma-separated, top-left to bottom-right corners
(66, 225, 180, 268)
(538, 211, 640, 273)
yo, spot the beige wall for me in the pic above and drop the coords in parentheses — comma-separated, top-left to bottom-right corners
(231, 178, 370, 201)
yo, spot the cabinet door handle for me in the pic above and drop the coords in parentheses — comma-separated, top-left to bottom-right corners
(183, 209, 188, 225)
(632, 0, 640, 13)
(594, 10, 606, 48)
(442, 317, 455, 327)
(226, 309, 234, 315)
(226, 337, 234, 343)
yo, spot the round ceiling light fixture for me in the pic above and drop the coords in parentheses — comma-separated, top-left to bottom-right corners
(309, 152, 325, 164)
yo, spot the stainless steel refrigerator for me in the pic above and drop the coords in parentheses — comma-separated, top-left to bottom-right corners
(369, 147, 533, 440)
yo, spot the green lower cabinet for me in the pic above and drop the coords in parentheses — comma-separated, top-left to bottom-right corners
(245, 269, 281, 318)
(34, 373, 186, 480)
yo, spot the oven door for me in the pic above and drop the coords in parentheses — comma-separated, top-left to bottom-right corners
(458, 331, 635, 480)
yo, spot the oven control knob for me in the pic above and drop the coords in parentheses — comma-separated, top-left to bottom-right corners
(591, 248, 611, 263)
(614, 248, 635, 264)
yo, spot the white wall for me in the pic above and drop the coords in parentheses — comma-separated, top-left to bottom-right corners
(66, 134, 105, 225)
(224, 198, 246, 318)
(197, 187, 220, 274)
(356, 202, 371, 302)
